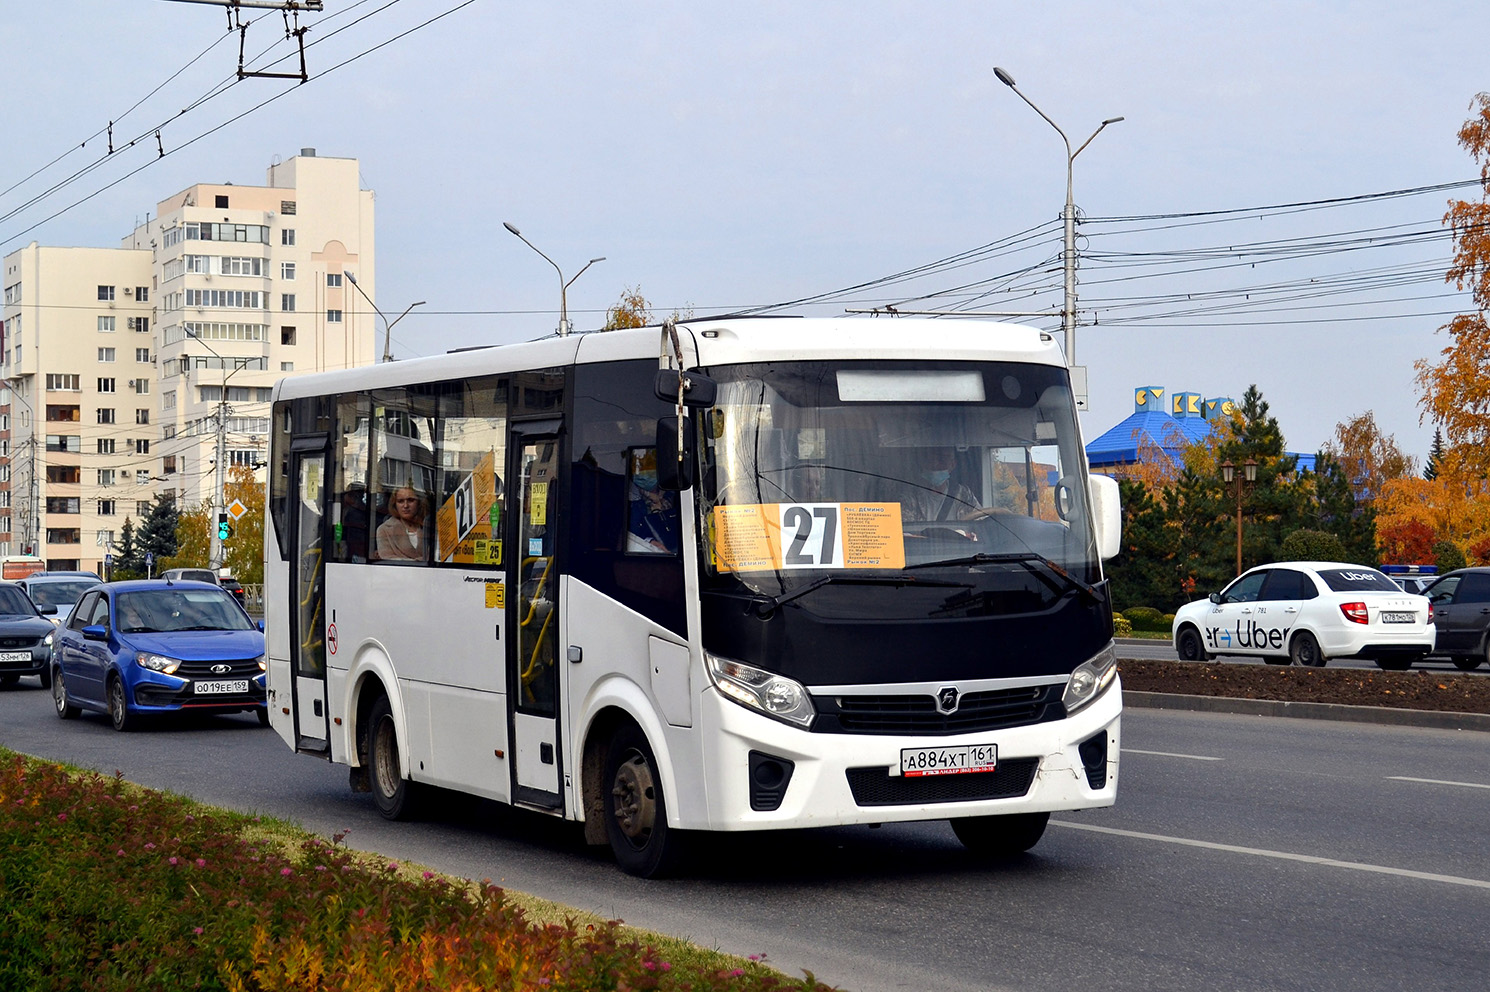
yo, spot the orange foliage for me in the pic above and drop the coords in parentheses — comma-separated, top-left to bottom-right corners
(1374, 461, 1490, 560)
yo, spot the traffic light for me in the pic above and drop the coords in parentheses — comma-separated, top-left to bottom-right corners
(217, 512, 233, 542)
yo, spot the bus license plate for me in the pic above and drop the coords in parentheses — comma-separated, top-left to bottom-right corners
(1381, 612, 1415, 624)
(194, 680, 248, 695)
(901, 743, 997, 778)
(0, 651, 31, 663)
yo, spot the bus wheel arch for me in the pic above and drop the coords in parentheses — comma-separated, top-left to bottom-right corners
(588, 710, 688, 877)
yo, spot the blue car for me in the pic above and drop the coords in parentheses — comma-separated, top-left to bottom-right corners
(51, 580, 267, 731)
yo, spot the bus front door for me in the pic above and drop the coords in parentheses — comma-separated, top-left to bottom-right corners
(507, 431, 563, 808)
(290, 444, 330, 750)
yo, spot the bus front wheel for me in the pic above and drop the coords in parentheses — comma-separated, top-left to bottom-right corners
(603, 723, 686, 878)
(951, 811, 1049, 857)
(367, 696, 419, 820)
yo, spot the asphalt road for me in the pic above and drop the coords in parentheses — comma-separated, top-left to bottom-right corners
(2, 680, 1488, 992)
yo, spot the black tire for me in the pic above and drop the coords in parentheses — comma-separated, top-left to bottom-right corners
(367, 695, 419, 820)
(107, 676, 137, 732)
(951, 811, 1050, 857)
(1452, 655, 1484, 672)
(1375, 657, 1413, 671)
(52, 667, 79, 720)
(255, 706, 271, 726)
(603, 722, 686, 878)
(37, 665, 52, 690)
(1289, 631, 1324, 668)
(0, 674, 18, 689)
(1175, 627, 1209, 662)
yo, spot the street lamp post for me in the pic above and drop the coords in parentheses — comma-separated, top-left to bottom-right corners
(185, 331, 252, 570)
(343, 271, 424, 364)
(1221, 458, 1258, 576)
(993, 67, 1122, 367)
(502, 222, 604, 336)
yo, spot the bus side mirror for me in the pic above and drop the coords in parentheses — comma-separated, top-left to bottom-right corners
(656, 417, 696, 491)
(653, 370, 718, 408)
(1087, 474, 1121, 560)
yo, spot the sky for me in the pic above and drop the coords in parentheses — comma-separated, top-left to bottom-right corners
(4, 1, 1487, 461)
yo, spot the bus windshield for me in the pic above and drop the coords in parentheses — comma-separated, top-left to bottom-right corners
(700, 360, 1098, 606)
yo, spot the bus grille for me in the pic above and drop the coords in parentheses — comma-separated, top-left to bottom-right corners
(812, 684, 1065, 735)
(845, 758, 1039, 806)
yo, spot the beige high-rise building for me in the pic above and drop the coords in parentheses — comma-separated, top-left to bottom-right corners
(0, 150, 376, 572)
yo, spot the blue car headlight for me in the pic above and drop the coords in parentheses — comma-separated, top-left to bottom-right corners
(255, 653, 267, 672)
(136, 653, 183, 675)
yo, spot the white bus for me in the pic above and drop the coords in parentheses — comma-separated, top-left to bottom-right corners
(265, 317, 1123, 876)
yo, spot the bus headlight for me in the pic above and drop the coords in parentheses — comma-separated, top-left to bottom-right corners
(1063, 642, 1118, 716)
(136, 653, 182, 675)
(706, 652, 815, 729)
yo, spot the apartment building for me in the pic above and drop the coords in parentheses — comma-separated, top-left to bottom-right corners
(0, 150, 376, 571)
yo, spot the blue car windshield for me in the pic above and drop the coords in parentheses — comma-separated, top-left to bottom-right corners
(116, 589, 253, 633)
(0, 588, 38, 616)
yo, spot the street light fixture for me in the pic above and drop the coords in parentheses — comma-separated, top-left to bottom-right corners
(1221, 458, 1259, 576)
(502, 222, 605, 337)
(993, 66, 1123, 367)
(343, 271, 425, 364)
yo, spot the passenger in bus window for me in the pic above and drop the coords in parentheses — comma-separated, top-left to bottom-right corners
(340, 484, 370, 562)
(626, 450, 680, 554)
(375, 486, 428, 561)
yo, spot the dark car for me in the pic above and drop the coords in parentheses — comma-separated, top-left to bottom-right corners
(50, 580, 267, 731)
(17, 573, 102, 626)
(1423, 567, 1490, 671)
(0, 582, 58, 688)
(217, 575, 247, 607)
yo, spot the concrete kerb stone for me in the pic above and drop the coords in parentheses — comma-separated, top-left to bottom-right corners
(1123, 690, 1490, 733)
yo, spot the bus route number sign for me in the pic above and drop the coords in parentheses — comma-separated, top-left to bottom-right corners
(713, 502, 905, 572)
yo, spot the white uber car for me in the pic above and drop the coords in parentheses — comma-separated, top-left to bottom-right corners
(1171, 561, 1434, 670)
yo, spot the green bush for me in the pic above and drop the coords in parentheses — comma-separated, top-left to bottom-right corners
(1122, 607, 1168, 631)
(1112, 615, 1133, 637)
(1279, 528, 1347, 562)
(0, 752, 831, 992)
(1433, 540, 1468, 573)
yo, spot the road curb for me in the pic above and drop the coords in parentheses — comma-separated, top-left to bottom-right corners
(1123, 690, 1490, 733)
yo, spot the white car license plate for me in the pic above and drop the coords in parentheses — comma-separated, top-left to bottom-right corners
(901, 743, 998, 778)
(1381, 611, 1415, 624)
(0, 651, 31, 663)
(194, 679, 249, 695)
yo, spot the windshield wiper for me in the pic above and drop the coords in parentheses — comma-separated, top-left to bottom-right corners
(749, 574, 968, 618)
(905, 552, 1100, 602)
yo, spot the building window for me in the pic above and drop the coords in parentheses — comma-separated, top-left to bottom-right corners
(97, 285, 115, 301)
(136, 348, 150, 363)
(229, 449, 258, 467)
(326, 273, 342, 287)
(129, 316, 150, 333)
(45, 435, 81, 453)
(98, 500, 116, 516)
(97, 469, 116, 487)
(46, 405, 80, 422)
(185, 289, 264, 308)
(135, 286, 149, 302)
(281, 361, 294, 372)
(281, 229, 296, 246)
(97, 438, 116, 454)
(46, 529, 81, 545)
(281, 294, 296, 312)
(46, 498, 80, 514)
(136, 501, 152, 516)
(135, 439, 150, 455)
(327, 309, 342, 323)
(136, 470, 150, 484)
(97, 347, 116, 363)
(215, 194, 230, 209)
(281, 262, 296, 280)
(47, 466, 81, 484)
(281, 326, 296, 346)
(132, 379, 150, 394)
(280, 200, 297, 215)
(97, 378, 116, 393)
(163, 391, 176, 411)
(45, 374, 81, 391)
(162, 456, 177, 475)
(136, 408, 150, 425)
(220, 256, 263, 276)
(97, 408, 116, 425)
(98, 316, 116, 332)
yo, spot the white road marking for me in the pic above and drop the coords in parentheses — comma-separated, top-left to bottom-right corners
(1049, 820, 1490, 890)
(1121, 748, 1221, 761)
(1386, 776, 1490, 791)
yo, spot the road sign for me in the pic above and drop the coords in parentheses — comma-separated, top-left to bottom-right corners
(227, 499, 249, 520)
(145, 552, 154, 567)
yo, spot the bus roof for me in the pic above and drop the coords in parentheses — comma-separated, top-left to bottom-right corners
(272, 317, 1064, 401)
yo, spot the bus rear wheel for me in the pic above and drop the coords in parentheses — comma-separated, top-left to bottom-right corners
(367, 696, 419, 820)
(951, 811, 1049, 857)
(603, 723, 686, 878)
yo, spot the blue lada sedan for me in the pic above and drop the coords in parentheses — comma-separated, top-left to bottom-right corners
(51, 580, 266, 731)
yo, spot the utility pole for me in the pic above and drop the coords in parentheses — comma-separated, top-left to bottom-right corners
(993, 67, 1123, 368)
(4, 378, 38, 556)
(186, 331, 242, 570)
